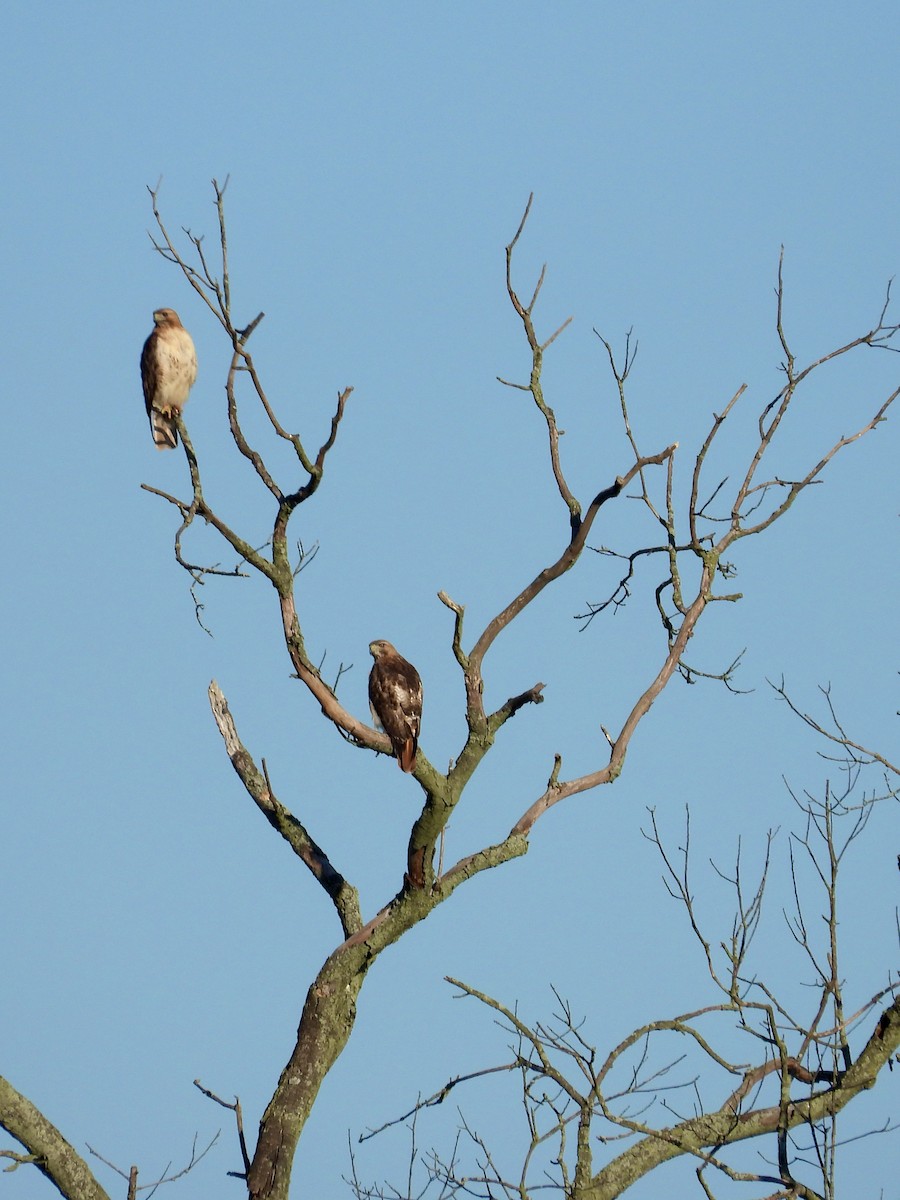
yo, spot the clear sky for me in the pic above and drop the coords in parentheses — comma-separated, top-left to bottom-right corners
(2, 2, 897, 1197)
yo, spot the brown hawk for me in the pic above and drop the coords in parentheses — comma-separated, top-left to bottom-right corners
(368, 640, 423, 772)
(140, 308, 197, 450)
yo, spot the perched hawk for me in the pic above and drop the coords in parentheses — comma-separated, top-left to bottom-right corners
(368, 640, 423, 772)
(140, 308, 197, 450)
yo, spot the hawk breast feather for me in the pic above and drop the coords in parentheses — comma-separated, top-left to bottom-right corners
(368, 641, 423, 773)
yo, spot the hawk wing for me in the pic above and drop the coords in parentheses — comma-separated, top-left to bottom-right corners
(141, 308, 197, 450)
(368, 640, 423, 772)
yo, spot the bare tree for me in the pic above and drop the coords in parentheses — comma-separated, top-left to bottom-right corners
(350, 707, 899, 1200)
(1, 185, 897, 1200)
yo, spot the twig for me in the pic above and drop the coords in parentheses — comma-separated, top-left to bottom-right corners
(194, 1080, 251, 1176)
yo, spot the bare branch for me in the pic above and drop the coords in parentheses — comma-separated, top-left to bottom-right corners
(437, 590, 468, 671)
(358, 1062, 522, 1143)
(194, 1080, 251, 1177)
(771, 679, 900, 777)
(504, 196, 580, 529)
(207, 680, 363, 938)
(470, 441, 678, 692)
(509, 562, 704, 836)
(87, 1132, 218, 1196)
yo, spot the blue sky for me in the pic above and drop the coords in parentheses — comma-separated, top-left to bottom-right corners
(2, 2, 898, 1197)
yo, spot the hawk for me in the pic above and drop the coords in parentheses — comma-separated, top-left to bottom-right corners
(140, 307, 197, 450)
(368, 640, 423, 772)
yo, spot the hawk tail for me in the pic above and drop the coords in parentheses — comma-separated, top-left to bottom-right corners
(151, 410, 178, 451)
(398, 736, 417, 773)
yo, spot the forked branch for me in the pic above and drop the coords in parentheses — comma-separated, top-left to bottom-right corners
(501, 193, 579, 530)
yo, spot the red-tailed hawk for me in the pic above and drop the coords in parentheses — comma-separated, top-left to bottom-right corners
(368, 640, 423, 772)
(140, 307, 197, 450)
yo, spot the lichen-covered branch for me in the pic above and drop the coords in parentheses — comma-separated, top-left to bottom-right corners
(0, 1076, 110, 1200)
(581, 995, 900, 1200)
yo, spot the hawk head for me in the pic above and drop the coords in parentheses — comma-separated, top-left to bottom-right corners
(369, 639, 396, 660)
(152, 307, 183, 328)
